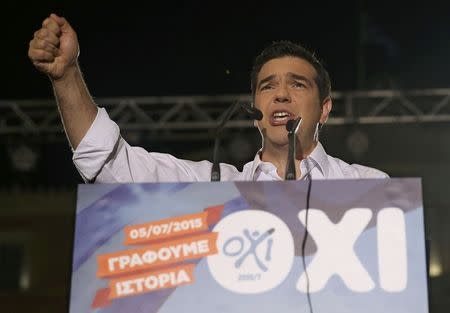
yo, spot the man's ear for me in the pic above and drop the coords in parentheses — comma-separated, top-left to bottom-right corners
(319, 97, 332, 124)
(251, 101, 259, 128)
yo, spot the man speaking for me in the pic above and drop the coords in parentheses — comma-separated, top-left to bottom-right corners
(28, 14, 388, 183)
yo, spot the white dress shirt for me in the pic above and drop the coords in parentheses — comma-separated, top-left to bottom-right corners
(72, 108, 388, 183)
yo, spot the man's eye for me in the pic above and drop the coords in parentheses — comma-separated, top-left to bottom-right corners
(292, 81, 306, 88)
(261, 84, 273, 90)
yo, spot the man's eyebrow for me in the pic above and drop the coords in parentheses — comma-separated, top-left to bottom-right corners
(257, 74, 276, 89)
(287, 73, 313, 87)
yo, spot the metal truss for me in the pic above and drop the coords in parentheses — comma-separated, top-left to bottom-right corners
(1, 88, 450, 140)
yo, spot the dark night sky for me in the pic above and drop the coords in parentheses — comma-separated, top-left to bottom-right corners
(3, 1, 450, 99)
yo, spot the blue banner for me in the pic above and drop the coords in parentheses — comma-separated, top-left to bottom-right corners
(69, 179, 428, 313)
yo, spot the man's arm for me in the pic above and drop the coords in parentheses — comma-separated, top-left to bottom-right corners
(28, 13, 215, 183)
(52, 64, 98, 149)
(28, 13, 97, 149)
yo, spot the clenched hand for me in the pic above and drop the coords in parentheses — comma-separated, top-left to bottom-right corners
(28, 13, 79, 80)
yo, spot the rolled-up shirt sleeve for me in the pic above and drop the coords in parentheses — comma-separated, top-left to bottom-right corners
(72, 108, 121, 182)
(72, 107, 219, 183)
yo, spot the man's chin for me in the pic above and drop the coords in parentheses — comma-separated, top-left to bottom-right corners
(263, 135, 290, 148)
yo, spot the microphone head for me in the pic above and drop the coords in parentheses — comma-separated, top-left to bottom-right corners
(286, 119, 295, 132)
(251, 108, 263, 121)
(286, 117, 301, 133)
(240, 103, 263, 121)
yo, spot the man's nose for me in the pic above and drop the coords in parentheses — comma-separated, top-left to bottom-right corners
(274, 84, 291, 103)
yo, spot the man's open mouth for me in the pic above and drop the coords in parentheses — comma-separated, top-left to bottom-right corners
(269, 111, 296, 126)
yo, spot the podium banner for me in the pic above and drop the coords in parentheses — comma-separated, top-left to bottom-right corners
(69, 179, 428, 313)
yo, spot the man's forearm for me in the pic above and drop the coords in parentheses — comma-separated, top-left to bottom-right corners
(52, 63, 98, 149)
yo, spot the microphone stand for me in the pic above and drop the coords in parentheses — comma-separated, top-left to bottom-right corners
(285, 117, 302, 180)
(211, 103, 239, 182)
(211, 103, 263, 181)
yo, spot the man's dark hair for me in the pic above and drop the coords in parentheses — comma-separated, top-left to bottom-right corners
(251, 40, 331, 103)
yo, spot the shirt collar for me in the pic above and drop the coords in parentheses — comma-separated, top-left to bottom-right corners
(246, 141, 330, 180)
(249, 150, 274, 179)
(308, 142, 330, 178)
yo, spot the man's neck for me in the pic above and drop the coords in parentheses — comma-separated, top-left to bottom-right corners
(260, 140, 317, 179)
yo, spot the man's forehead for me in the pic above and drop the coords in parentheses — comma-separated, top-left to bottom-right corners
(257, 56, 317, 81)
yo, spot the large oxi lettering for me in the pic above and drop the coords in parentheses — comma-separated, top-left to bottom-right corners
(297, 208, 407, 293)
(208, 208, 407, 294)
(297, 209, 375, 292)
(377, 208, 407, 291)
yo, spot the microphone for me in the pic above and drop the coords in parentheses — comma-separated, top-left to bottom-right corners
(285, 117, 301, 180)
(240, 103, 263, 121)
(211, 102, 263, 181)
